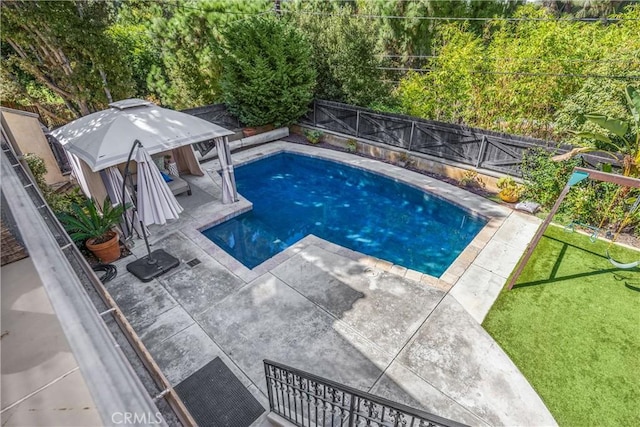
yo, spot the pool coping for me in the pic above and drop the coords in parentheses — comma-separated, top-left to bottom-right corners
(187, 141, 513, 292)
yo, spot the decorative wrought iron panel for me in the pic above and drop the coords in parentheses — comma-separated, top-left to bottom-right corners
(264, 360, 466, 427)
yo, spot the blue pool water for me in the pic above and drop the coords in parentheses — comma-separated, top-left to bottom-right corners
(202, 153, 486, 276)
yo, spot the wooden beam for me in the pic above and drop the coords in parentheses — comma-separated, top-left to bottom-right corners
(575, 167, 640, 188)
(507, 183, 572, 290)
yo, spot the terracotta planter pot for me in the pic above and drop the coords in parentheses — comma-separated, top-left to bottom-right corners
(86, 231, 121, 263)
(243, 124, 274, 137)
(242, 127, 257, 137)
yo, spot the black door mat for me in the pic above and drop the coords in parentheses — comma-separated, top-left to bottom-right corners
(174, 357, 265, 427)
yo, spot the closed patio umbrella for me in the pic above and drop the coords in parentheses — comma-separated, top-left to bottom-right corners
(134, 144, 183, 226)
(124, 140, 180, 282)
(215, 136, 238, 204)
(101, 166, 145, 238)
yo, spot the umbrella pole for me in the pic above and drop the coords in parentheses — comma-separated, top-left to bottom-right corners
(123, 140, 179, 282)
(139, 218, 155, 263)
(122, 140, 141, 241)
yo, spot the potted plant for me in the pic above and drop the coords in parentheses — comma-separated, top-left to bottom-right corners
(496, 176, 523, 203)
(304, 129, 324, 144)
(58, 198, 128, 263)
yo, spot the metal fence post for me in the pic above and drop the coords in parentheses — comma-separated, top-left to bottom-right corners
(356, 110, 360, 138)
(476, 136, 487, 168)
(264, 362, 274, 412)
(348, 395, 356, 427)
(313, 100, 317, 126)
(408, 121, 416, 152)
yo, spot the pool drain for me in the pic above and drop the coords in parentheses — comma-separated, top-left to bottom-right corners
(364, 267, 379, 277)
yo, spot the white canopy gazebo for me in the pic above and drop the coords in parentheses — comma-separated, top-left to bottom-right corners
(52, 99, 238, 281)
(51, 99, 238, 228)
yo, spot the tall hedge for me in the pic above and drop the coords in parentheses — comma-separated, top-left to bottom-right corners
(221, 16, 316, 127)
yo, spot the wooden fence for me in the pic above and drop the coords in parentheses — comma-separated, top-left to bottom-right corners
(299, 99, 614, 177)
(182, 104, 242, 131)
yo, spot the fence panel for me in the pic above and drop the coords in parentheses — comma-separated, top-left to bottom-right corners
(358, 111, 413, 149)
(410, 121, 484, 166)
(314, 102, 358, 135)
(479, 135, 538, 176)
(181, 104, 241, 130)
(181, 100, 619, 177)
(306, 100, 619, 177)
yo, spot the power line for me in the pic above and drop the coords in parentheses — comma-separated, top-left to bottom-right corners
(379, 55, 639, 64)
(377, 67, 640, 80)
(282, 9, 640, 22)
(286, 0, 640, 3)
(132, 0, 271, 15)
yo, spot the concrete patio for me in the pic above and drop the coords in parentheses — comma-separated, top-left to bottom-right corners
(109, 142, 554, 426)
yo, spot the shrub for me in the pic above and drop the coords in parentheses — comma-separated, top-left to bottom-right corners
(24, 153, 86, 214)
(346, 139, 357, 153)
(521, 147, 638, 235)
(521, 147, 581, 208)
(496, 176, 523, 200)
(460, 170, 485, 189)
(221, 16, 316, 127)
(303, 129, 323, 144)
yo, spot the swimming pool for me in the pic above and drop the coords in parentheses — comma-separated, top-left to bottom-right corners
(202, 152, 486, 276)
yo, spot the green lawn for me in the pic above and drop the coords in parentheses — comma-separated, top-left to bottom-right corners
(483, 225, 640, 427)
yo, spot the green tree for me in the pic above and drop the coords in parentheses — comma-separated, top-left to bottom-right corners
(107, 0, 166, 99)
(293, 5, 388, 106)
(393, 4, 639, 140)
(554, 86, 640, 177)
(147, 0, 270, 109)
(1, 0, 135, 117)
(554, 5, 640, 143)
(361, 0, 523, 68)
(395, 23, 486, 123)
(220, 16, 315, 127)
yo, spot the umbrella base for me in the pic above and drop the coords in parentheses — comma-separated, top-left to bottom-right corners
(127, 249, 180, 282)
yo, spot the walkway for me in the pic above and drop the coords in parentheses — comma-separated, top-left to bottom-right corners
(110, 142, 554, 426)
(1, 258, 101, 426)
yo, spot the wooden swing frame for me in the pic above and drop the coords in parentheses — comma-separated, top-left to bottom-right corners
(507, 167, 640, 290)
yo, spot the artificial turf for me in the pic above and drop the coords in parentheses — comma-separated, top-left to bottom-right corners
(483, 225, 640, 427)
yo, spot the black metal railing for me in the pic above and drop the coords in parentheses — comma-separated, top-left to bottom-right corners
(264, 360, 467, 427)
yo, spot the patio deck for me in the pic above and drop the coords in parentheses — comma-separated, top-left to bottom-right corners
(110, 142, 555, 426)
